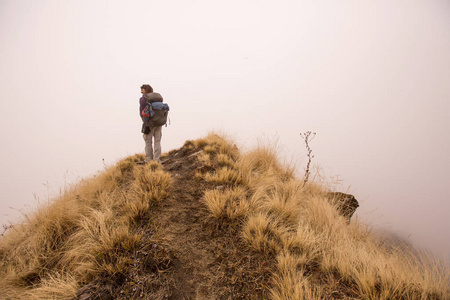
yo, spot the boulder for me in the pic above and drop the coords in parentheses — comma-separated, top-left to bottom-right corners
(327, 192, 359, 222)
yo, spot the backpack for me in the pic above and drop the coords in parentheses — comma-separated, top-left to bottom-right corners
(141, 93, 170, 127)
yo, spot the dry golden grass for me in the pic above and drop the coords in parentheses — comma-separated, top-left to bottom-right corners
(217, 153, 235, 168)
(194, 131, 239, 159)
(198, 134, 450, 300)
(203, 145, 217, 154)
(197, 133, 243, 186)
(0, 154, 171, 299)
(270, 251, 322, 300)
(1, 133, 449, 299)
(204, 166, 243, 185)
(197, 152, 211, 164)
(204, 187, 250, 221)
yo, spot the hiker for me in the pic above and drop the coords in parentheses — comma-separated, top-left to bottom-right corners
(139, 84, 163, 163)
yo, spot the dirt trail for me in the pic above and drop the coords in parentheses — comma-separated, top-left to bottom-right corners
(76, 145, 270, 299)
(157, 148, 219, 299)
(154, 145, 272, 300)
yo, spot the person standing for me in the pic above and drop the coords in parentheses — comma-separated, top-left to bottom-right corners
(139, 84, 163, 163)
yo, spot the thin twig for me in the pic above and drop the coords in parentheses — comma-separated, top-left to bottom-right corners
(300, 131, 316, 187)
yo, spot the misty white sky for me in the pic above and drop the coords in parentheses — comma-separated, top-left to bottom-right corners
(1, 0, 449, 259)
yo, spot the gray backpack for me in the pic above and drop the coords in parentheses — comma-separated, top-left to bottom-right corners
(142, 93, 170, 127)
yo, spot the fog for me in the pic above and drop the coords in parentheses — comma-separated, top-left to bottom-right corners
(1, 0, 449, 260)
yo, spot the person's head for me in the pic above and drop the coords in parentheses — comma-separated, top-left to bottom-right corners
(140, 84, 153, 94)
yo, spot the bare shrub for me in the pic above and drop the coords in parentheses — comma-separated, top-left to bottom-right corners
(299, 131, 316, 186)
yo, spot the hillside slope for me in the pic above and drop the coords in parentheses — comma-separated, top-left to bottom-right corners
(0, 134, 449, 299)
(75, 137, 271, 299)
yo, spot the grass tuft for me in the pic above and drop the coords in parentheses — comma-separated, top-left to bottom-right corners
(204, 187, 250, 221)
(0, 154, 172, 298)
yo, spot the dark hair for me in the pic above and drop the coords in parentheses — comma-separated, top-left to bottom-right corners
(140, 84, 153, 93)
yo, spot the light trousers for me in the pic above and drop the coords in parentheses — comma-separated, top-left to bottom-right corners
(143, 126, 162, 161)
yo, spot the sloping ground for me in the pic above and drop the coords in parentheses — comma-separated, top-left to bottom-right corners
(75, 138, 273, 299)
(1, 133, 449, 299)
(76, 135, 450, 300)
(150, 142, 273, 299)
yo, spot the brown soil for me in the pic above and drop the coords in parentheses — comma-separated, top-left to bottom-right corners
(156, 147, 220, 299)
(76, 143, 273, 300)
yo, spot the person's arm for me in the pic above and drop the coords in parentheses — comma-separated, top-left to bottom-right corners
(139, 97, 146, 120)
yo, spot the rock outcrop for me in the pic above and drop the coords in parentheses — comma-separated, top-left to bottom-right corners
(327, 192, 359, 222)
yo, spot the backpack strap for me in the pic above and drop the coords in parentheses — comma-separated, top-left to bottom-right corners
(147, 100, 154, 114)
